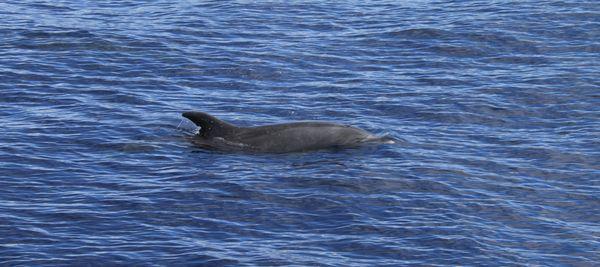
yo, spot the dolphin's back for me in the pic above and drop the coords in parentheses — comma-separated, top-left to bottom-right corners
(232, 122, 372, 153)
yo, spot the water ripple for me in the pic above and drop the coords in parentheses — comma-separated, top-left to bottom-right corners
(1, 0, 598, 266)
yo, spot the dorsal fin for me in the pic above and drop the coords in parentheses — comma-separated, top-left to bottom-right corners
(182, 111, 236, 138)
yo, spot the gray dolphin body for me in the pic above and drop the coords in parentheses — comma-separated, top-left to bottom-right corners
(182, 111, 393, 153)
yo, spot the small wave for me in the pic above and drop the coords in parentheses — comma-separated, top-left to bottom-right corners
(385, 28, 455, 39)
(20, 29, 94, 39)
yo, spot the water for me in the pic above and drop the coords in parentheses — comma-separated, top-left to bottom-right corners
(1, 1, 598, 265)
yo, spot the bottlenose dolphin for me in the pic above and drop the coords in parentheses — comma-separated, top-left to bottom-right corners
(182, 111, 394, 153)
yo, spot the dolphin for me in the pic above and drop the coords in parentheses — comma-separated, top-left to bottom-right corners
(182, 111, 394, 153)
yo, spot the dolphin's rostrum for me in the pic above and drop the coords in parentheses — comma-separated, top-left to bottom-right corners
(182, 111, 393, 153)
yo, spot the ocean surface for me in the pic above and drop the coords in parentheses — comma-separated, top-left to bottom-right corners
(1, 1, 598, 266)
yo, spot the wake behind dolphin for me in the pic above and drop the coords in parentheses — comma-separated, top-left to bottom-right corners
(182, 111, 395, 153)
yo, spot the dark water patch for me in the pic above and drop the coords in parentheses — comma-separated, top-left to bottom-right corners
(25, 2, 77, 12)
(385, 28, 455, 40)
(484, 55, 551, 65)
(20, 29, 94, 38)
(465, 32, 541, 53)
(15, 40, 125, 52)
(429, 45, 488, 57)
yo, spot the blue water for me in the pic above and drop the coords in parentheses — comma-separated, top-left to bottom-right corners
(1, 1, 599, 265)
